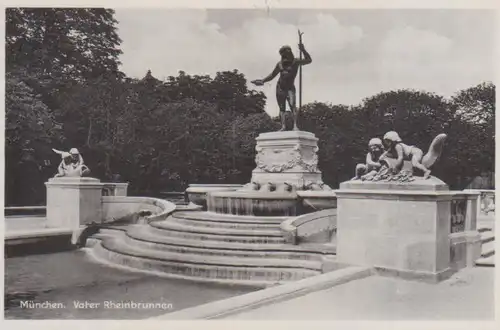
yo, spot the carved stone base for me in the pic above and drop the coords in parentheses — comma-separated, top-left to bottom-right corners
(250, 131, 328, 190)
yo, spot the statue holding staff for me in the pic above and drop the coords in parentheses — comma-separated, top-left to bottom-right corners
(252, 30, 311, 131)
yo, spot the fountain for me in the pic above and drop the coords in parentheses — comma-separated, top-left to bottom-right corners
(193, 131, 336, 217)
(83, 37, 340, 286)
(84, 130, 339, 287)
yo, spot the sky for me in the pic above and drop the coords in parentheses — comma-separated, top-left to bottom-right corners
(114, 8, 495, 116)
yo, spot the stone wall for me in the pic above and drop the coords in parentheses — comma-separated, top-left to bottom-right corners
(101, 196, 176, 224)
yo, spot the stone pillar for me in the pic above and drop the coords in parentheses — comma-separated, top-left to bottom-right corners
(251, 131, 329, 190)
(335, 178, 454, 283)
(45, 177, 103, 231)
(113, 183, 129, 196)
(449, 191, 482, 269)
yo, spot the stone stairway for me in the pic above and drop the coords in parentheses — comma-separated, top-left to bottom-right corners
(475, 214, 495, 267)
(87, 211, 336, 286)
(476, 227, 495, 267)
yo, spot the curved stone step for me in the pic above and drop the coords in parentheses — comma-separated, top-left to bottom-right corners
(155, 219, 282, 236)
(169, 215, 281, 231)
(475, 255, 495, 267)
(103, 235, 321, 270)
(94, 237, 321, 282)
(148, 221, 286, 244)
(173, 211, 287, 225)
(124, 226, 334, 261)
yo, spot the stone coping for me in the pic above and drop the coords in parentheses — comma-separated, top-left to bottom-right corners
(45, 177, 103, 188)
(188, 184, 243, 187)
(186, 186, 242, 193)
(5, 227, 73, 240)
(281, 209, 337, 244)
(464, 189, 495, 193)
(102, 196, 174, 204)
(340, 177, 448, 191)
(208, 190, 299, 200)
(102, 182, 129, 187)
(335, 189, 480, 200)
(282, 209, 337, 230)
(102, 196, 176, 222)
(152, 266, 371, 320)
(4, 206, 47, 210)
(45, 178, 130, 188)
(297, 191, 336, 197)
(256, 130, 318, 141)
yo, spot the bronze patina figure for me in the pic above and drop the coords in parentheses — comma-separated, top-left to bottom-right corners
(252, 35, 311, 131)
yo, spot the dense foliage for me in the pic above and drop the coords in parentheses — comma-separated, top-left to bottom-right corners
(5, 8, 495, 205)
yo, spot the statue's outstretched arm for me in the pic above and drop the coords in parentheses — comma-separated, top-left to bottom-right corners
(262, 64, 280, 83)
(52, 148, 64, 155)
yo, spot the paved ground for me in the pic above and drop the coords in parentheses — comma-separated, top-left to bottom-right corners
(4, 249, 258, 319)
(225, 267, 495, 320)
(4, 213, 495, 320)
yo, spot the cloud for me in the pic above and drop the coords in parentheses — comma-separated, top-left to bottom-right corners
(375, 25, 492, 97)
(115, 9, 494, 116)
(116, 9, 364, 116)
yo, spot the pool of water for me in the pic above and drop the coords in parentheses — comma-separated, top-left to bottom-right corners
(4, 249, 260, 319)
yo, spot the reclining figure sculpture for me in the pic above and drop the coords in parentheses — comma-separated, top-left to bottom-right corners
(52, 148, 90, 178)
(354, 131, 447, 182)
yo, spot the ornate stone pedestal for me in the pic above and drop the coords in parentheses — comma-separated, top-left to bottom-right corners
(250, 131, 329, 190)
(45, 177, 103, 237)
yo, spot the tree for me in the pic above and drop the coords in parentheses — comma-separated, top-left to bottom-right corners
(164, 70, 266, 116)
(5, 71, 63, 205)
(451, 82, 495, 125)
(6, 8, 124, 116)
(442, 83, 496, 187)
(225, 113, 280, 182)
(6, 8, 122, 79)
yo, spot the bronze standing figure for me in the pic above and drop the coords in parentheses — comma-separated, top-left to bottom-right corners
(252, 31, 311, 131)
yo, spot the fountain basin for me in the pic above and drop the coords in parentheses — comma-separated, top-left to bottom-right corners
(207, 191, 300, 216)
(186, 184, 243, 209)
(297, 190, 337, 211)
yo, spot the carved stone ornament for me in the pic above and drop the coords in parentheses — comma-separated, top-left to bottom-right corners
(255, 145, 318, 173)
(361, 165, 415, 183)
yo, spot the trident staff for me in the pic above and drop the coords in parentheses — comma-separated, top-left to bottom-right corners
(298, 29, 304, 112)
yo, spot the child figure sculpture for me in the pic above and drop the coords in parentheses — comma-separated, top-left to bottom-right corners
(380, 131, 447, 179)
(53, 148, 90, 177)
(354, 138, 385, 180)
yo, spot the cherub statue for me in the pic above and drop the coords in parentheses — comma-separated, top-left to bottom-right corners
(354, 138, 385, 180)
(52, 148, 90, 177)
(379, 131, 447, 179)
(69, 148, 84, 166)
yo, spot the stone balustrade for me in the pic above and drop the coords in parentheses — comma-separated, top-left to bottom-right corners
(101, 196, 176, 224)
(281, 208, 337, 245)
(463, 189, 495, 215)
(448, 191, 482, 269)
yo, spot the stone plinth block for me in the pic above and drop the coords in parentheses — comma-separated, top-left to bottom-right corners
(251, 131, 326, 189)
(45, 177, 103, 230)
(336, 177, 454, 282)
(113, 183, 129, 196)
